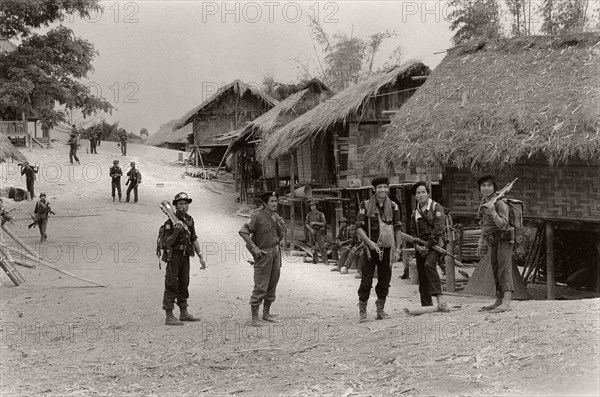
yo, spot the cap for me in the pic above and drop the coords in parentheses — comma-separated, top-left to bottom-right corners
(113, 160, 119, 164)
(371, 176, 390, 188)
(308, 200, 318, 206)
(39, 192, 47, 198)
(339, 216, 348, 223)
(130, 162, 136, 166)
(172, 192, 192, 205)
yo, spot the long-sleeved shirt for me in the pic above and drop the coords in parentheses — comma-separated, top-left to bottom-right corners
(480, 197, 509, 236)
(410, 199, 445, 249)
(109, 166, 123, 182)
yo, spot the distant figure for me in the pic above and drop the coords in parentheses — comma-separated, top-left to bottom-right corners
(20, 162, 38, 199)
(125, 162, 141, 203)
(95, 125, 102, 146)
(31, 193, 55, 242)
(305, 200, 328, 265)
(89, 130, 97, 154)
(119, 130, 128, 156)
(109, 160, 123, 202)
(68, 125, 80, 165)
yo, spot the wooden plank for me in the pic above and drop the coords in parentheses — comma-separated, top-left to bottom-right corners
(546, 222, 555, 300)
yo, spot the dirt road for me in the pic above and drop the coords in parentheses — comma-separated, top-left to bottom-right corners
(1, 138, 598, 396)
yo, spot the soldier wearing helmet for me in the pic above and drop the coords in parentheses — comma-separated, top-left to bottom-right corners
(161, 192, 206, 326)
(109, 160, 123, 202)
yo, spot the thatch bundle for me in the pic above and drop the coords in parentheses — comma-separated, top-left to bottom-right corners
(174, 79, 278, 130)
(259, 61, 429, 161)
(145, 120, 193, 147)
(230, 79, 330, 154)
(0, 135, 27, 163)
(367, 33, 600, 170)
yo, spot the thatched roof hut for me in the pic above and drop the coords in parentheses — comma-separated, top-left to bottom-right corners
(0, 134, 27, 163)
(259, 61, 430, 161)
(230, 79, 331, 154)
(174, 79, 278, 133)
(146, 120, 193, 149)
(367, 33, 600, 170)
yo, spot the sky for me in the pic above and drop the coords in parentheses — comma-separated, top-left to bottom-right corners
(60, 0, 455, 134)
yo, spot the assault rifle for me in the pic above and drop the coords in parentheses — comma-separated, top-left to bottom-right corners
(397, 231, 463, 263)
(159, 200, 190, 236)
(477, 178, 518, 217)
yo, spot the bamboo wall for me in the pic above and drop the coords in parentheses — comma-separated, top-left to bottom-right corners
(445, 162, 600, 222)
(193, 92, 272, 146)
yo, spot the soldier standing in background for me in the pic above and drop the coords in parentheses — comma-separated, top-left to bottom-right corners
(119, 130, 128, 156)
(125, 162, 141, 203)
(20, 162, 38, 200)
(305, 200, 329, 265)
(109, 160, 122, 202)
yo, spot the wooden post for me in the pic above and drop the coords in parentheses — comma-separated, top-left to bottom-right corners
(290, 152, 296, 198)
(300, 200, 306, 245)
(546, 222, 555, 300)
(274, 160, 280, 190)
(22, 112, 30, 152)
(445, 215, 456, 292)
(595, 239, 600, 293)
(261, 163, 268, 192)
(290, 200, 295, 252)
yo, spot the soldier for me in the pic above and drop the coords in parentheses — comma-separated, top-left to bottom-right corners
(305, 200, 329, 265)
(355, 176, 403, 323)
(95, 125, 102, 146)
(89, 129, 97, 154)
(68, 125, 80, 165)
(31, 193, 55, 242)
(162, 192, 206, 326)
(125, 162, 141, 203)
(409, 181, 448, 311)
(477, 175, 513, 313)
(119, 130, 128, 156)
(109, 160, 123, 202)
(239, 192, 286, 327)
(20, 162, 38, 200)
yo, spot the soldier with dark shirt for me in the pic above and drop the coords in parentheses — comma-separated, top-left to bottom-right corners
(125, 162, 141, 203)
(119, 130, 128, 156)
(32, 193, 55, 242)
(239, 192, 286, 327)
(355, 176, 403, 323)
(89, 129, 97, 154)
(109, 160, 123, 202)
(20, 162, 38, 199)
(162, 192, 206, 326)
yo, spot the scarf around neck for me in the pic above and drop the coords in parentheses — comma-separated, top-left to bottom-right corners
(365, 195, 393, 223)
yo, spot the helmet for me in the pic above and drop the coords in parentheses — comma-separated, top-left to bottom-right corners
(172, 192, 192, 205)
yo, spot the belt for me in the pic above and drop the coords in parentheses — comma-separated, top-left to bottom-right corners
(257, 245, 279, 251)
(484, 230, 502, 240)
(172, 244, 191, 251)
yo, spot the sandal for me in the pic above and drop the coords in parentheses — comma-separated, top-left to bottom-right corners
(438, 302, 450, 313)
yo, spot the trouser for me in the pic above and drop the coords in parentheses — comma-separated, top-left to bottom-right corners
(416, 249, 442, 306)
(126, 183, 138, 202)
(489, 237, 514, 293)
(250, 247, 281, 306)
(111, 181, 122, 199)
(121, 142, 127, 155)
(26, 179, 34, 198)
(69, 146, 79, 163)
(310, 229, 328, 263)
(37, 219, 47, 239)
(90, 139, 97, 153)
(336, 247, 359, 268)
(358, 247, 392, 302)
(162, 252, 190, 311)
(97, 137, 101, 146)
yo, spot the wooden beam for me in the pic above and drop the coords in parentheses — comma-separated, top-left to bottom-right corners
(596, 239, 600, 293)
(445, 215, 456, 292)
(546, 222, 555, 300)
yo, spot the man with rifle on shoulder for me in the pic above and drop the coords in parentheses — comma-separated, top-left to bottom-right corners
(161, 192, 206, 326)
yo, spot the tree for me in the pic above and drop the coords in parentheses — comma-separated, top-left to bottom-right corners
(0, 0, 112, 129)
(302, 17, 397, 92)
(447, 0, 502, 45)
(260, 73, 306, 101)
(541, 0, 591, 35)
(506, 0, 529, 36)
(139, 128, 148, 137)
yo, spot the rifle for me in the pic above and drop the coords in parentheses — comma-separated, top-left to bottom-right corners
(477, 178, 518, 217)
(397, 231, 463, 263)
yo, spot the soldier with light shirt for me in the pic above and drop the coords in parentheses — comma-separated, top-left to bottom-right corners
(239, 191, 286, 327)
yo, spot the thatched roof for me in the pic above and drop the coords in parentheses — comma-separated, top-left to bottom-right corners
(146, 120, 192, 146)
(174, 80, 278, 130)
(0, 135, 27, 163)
(229, 78, 331, 153)
(259, 61, 429, 160)
(367, 33, 600, 170)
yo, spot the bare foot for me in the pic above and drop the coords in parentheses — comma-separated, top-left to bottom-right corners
(480, 299, 502, 311)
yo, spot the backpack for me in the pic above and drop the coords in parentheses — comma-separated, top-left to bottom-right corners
(156, 221, 169, 268)
(502, 198, 524, 246)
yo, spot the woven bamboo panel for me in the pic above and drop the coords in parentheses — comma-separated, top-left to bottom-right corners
(297, 143, 312, 185)
(446, 164, 600, 222)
